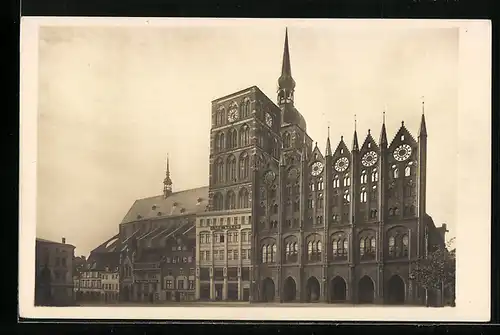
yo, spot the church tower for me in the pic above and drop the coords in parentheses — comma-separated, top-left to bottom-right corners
(163, 154, 173, 198)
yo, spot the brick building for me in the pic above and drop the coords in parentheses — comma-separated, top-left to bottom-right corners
(35, 237, 75, 306)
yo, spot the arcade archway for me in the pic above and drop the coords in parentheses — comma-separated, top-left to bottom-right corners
(386, 275, 405, 305)
(283, 277, 296, 302)
(306, 276, 321, 302)
(358, 275, 375, 304)
(330, 276, 347, 302)
(261, 277, 275, 302)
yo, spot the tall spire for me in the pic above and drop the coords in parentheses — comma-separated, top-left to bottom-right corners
(277, 28, 296, 105)
(325, 122, 332, 156)
(163, 153, 173, 198)
(380, 107, 388, 146)
(419, 97, 427, 138)
(352, 115, 359, 151)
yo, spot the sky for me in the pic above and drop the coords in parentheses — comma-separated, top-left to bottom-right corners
(36, 21, 459, 257)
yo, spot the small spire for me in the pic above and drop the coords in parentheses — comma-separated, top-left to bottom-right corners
(368, 129, 371, 135)
(163, 153, 173, 198)
(278, 27, 295, 91)
(421, 95, 425, 115)
(352, 131, 359, 152)
(325, 123, 332, 156)
(401, 121, 405, 126)
(354, 114, 357, 131)
(419, 112, 428, 138)
(380, 108, 387, 146)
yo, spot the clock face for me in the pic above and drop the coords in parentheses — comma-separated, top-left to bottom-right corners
(361, 151, 378, 167)
(265, 113, 273, 127)
(393, 144, 412, 162)
(227, 108, 239, 122)
(334, 157, 349, 172)
(264, 170, 276, 184)
(311, 161, 324, 176)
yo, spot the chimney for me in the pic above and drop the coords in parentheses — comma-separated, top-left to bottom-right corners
(62, 237, 66, 244)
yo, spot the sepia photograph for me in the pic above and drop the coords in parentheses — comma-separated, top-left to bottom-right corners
(19, 18, 491, 321)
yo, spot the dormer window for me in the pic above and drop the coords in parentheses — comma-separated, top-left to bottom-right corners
(136, 214, 142, 219)
(152, 205, 157, 210)
(180, 208, 186, 214)
(173, 202, 178, 207)
(157, 212, 162, 216)
(197, 197, 203, 204)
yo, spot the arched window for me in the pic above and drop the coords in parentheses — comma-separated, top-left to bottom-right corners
(216, 108, 225, 126)
(272, 203, 278, 214)
(285, 243, 290, 259)
(393, 168, 399, 179)
(388, 236, 395, 256)
(240, 124, 250, 146)
(226, 155, 237, 182)
(372, 169, 379, 182)
(271, 244, 277, 262)
(343, 190, 350, 203)
(239, 153, 250, 179)
(307, 241, 313, 260)
(238, 188, 249, 208)
(402, 234, 409, 256)
(261, 245, 267, 263)
(218, 132, 225, 151)
(360, 188, 367, 203)
(317, 241, 322, 254)
(317, 194, 324, 209)
(370, 209, 378, 219)
(215, 158, 224, 184)
(361, 170, 367, 184)
(317, 178, 324, 190)
(405, 165, 411, 177)
(226, 191, 236, 210)
(333, 175, 340, 188)
(332, 239, 338, 256)
(228, 129, 238, 149)
(283, 132, 291, 148)
(344, 175, 351, 187)
(310, 182, 315, 191)
(213, 193, 223, 210)
(359, 238, 365, 256)
(343, 239, 348, 256)
(241, 98, 251, 117)
(293, 242, 298, 254)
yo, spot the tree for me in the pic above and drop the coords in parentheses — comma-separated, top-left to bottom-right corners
(410, 238, 456, 307)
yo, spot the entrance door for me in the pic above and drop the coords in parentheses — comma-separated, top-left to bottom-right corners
(306, 277, 321, 302)
(386, 275, 405, 305)
(283, 277, 297, 302)
(330, 276, 347, 302)
(243, 288, 250, 301)
(261, 278, 275, 302)
(358, 276, 375, 304)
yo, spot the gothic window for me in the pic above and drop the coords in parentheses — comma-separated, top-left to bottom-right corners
(332, 237, 348, 259)
(405, 165, 411, 177)
(241, 98, 251, 117)
(317, 194, 324, 209)
(370, 209, 378, 219)
(307, 237, 322, 262)
(227, 129, 238, 149)
(360, 187, 367, 203)
(307, 199, 313, 209)
(393, 167, 399, 179)
(333, 175, 340, 188)
(240, 124, 250, 146)
(283, 132, 291, 148)
(238, 188, 250, 208)
(307, 241, 313, 260)
(388, 233, 409, 258)
(261, 245, 268, 263)
(317, 178, 324, 190)
(371, 186, 377, 201)
(359, 235, 376, 260)
(213, 193, 223, 210)
(272, 138, 278, 158)
(226, 155, 237, 182)
(361, 170, 367, 184)
(310, 182, 315, 192)
(286, 184, 292, 196)
(332, 213, 339, 222)
(401, 134, 405, 141)
(344, 175, 351, 187)
(271, 244, 277, 262)
(294, 183, 300, 194)
(343, 190, 350, 203)
(216, 108, 225, 126)
(215, 158, 224, 183)
(226, 191, 236, 210)
(372, 169, 378, 182)
(239, 153, 250, 179)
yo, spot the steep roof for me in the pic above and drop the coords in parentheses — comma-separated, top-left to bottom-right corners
(121, 186, 209, 224)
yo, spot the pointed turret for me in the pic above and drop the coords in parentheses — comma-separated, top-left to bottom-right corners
(379, 111, 388, 146)
(352, 115, 359, 151)
(419, 103, 427, 138)
(163, 154, 173, 198)
(325, 125, 332, 156)
(278, 28, 296, 92)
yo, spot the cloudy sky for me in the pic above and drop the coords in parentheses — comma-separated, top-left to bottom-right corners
(36, 21, 459, 257)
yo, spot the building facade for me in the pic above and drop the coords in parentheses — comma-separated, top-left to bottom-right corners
(88, 29, 448, 306)
(35, 237, 75, 306)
